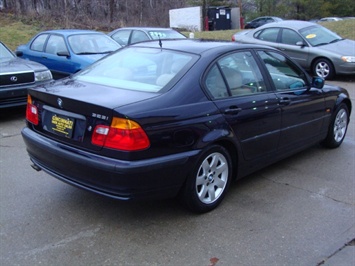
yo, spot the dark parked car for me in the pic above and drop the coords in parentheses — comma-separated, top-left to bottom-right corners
(108, 27, 186, 46)
(319, 17, 343, 22)
(22, 39, 352, 213)
(0, 41, 52, 108)
(232, 20, 355, 79)
(244, 16, 283, 29)
(16, 29, 121, 79)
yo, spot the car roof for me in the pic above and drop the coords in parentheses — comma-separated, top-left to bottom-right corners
(320, 17, 342, 20)
(252, 16, 282, 20)
(39, 29, 104, 36)
(257, 20, 319, 30)
(131, 38, 274, 55)
(114, 27, 179, 31)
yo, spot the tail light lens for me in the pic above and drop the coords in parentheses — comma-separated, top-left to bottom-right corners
(92, 117, 150, 151)
(26, 95, 39, 125)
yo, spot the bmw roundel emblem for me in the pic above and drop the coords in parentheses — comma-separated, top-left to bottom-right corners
(10, 76, 18, 82)
(57, 98, 63, 108)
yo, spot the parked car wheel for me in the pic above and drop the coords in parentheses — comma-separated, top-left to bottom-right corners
(322, 103, 349, 148)
(313, 58, 335, 80)
(180, 145, 232, 213)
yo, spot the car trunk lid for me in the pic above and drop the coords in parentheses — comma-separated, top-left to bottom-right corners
(27, 79, 158, 152)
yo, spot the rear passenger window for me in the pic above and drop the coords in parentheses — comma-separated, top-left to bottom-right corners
(30, 34, 49, 52)
(205, 65, 229, 99)
(131, 31, 150, 44)
(111, 30, 131, 46)
(205, 51, 266, 99)
(255, 28, 279, 42)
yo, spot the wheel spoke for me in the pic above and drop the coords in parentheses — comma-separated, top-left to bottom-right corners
(214, 175, 226, 188)
(215, 161, 227, 177)
(201, 159, 211, 172)
(196, 175, 206, 186)
(197, 184, 208, 199)
(210, 154, 219, 169)
(208, 186, 216, 201)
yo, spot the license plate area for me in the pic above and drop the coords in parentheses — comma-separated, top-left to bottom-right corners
(50, 113, 75, 138)
(42, 106, 86, 141)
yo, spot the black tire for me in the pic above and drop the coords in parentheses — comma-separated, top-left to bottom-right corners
(180, 145, 232, 213)
(313, 58, 335, 80)
(322, 103, 349, 148)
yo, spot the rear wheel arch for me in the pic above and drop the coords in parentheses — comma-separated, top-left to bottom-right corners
(197, 130, 239, 178)
(214, 139, 239, 179)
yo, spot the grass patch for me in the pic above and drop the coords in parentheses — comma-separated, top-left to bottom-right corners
(318, 20, 355, 40)
(0, 13, 42, 50)
(181, 30, 239, 41)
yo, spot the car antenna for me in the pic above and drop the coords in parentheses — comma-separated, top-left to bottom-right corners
(159, 37, 162, 48)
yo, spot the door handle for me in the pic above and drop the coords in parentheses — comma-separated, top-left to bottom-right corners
(279, 97, 291, 105)
(224, 106, 242, 114)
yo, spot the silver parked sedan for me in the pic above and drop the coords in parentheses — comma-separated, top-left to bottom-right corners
(232, 20, 355, 79)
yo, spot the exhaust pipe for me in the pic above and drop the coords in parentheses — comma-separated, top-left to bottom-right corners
(31, 163, 42, 171)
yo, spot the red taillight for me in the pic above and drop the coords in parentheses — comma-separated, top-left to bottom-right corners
(26, 95, 39, 125)
(231, 35, 235, 41)
(91, 117, 150, 151)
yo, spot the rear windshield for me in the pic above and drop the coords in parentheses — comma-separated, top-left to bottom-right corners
(74, 47, 197, 92)
(68, 34, 121, 54)
(147, 30, 186, 40)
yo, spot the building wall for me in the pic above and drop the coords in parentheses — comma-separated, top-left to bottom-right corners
(231, 7, 241, 29)
(169, 6, 241, 32)
(169, 6, 203, 31)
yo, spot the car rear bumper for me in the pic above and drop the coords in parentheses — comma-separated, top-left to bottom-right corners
(22, 127, 200, 200)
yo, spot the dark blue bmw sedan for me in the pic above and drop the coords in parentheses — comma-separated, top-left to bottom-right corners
(21, 39, 352, 212)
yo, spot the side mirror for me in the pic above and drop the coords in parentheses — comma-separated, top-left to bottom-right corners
(312, 76, 324, 89)
(57, 51, 70, 58)
(15, 50, 23, 57)
(296, 41, 306, 47)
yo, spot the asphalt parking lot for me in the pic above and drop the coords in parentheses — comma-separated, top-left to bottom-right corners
(0, 77, 354, 266)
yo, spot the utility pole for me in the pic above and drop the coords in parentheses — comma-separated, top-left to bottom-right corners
(238, 0, 243, 16)
(238, 0, 244, 29)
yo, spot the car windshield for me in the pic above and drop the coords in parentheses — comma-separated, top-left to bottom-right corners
(68, 34, 121, 54)
(299, 25, 343, 46)
(0, 43, 15, 60)
(73, 46, 196, 92)
(147, 30, 185, 40)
